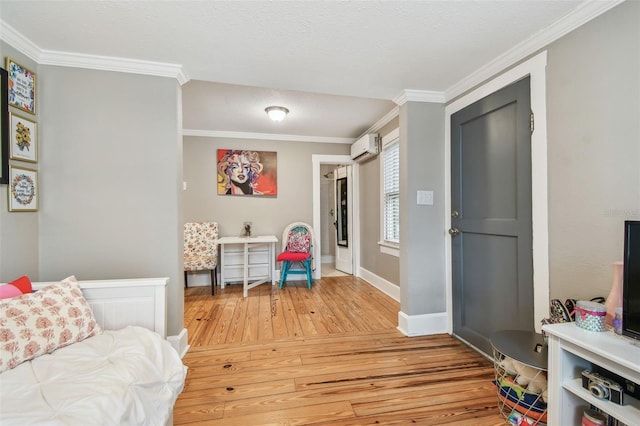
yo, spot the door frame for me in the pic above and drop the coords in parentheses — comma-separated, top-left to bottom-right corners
(312, 154, 359, 279)
(444, 51, 550, 334)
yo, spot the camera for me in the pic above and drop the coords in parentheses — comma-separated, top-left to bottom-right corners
(581, 370, 624, 405)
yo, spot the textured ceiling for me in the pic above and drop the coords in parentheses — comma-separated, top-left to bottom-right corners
(0, 0, 614, 139)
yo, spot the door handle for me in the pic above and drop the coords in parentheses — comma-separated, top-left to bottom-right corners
(448, 228, 460, 237)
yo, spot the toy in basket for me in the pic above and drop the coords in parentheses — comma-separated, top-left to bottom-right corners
(493, 355, 548, 425)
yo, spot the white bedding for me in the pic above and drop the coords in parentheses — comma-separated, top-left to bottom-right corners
(0, 326, 187, 426)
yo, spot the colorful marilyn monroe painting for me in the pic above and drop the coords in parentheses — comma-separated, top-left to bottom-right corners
(217, 149, 277, 196)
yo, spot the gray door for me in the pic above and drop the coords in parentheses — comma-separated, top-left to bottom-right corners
(451, 77, 533, 355)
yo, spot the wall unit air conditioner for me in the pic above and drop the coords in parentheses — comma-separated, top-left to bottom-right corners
(350, 133, 379, 162)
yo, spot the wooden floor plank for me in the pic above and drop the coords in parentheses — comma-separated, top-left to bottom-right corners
(215, 401, 356, 426)
(178, 277, 505, 425)
(241, 288, 260, 342)
(223, 293, 248, 344)
(257, 285, 275, 341)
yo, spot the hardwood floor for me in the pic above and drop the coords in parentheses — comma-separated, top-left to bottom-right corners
(176, 277, 504, 425)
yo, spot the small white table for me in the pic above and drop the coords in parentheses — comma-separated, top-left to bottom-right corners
(218, 235, 278, 297)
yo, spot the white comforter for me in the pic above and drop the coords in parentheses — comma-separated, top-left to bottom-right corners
(0, 326, 187, 425)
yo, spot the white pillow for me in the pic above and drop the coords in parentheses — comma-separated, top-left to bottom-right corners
(0, 276, 102, 372)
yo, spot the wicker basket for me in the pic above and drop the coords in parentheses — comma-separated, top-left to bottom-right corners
(491, 331, 548, 425)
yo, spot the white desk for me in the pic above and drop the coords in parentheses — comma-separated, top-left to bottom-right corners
(218, 235, 278, 297)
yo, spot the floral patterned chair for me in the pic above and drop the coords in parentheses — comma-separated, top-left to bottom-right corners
(184, 222, 218, 295)
(277, 222, 314, 290)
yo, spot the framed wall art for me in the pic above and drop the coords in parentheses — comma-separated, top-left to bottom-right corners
(9, 112, 37, 163)
(217, 149, 277, 196)
(8, 165, 38, 212)
(0, 67, 8, 184)
(5, 57, 36, 115)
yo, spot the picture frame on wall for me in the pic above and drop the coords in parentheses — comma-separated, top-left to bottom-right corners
(9, 112, 37, 163)
(0, 67, 9, 184)
(217, 149, 278, 196)
(8, 165, 38, 212)
(5, 57, 36, 115)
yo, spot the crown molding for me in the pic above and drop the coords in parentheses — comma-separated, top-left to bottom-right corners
(182, 129, 355, 144)
(0, 20, 190, 84)
(0, 21, 41, 63)
(358, 105, 399, 138)
(393, 90, 446, 106)
(445, 0, 625, 101)
(39, 50, 190, 85)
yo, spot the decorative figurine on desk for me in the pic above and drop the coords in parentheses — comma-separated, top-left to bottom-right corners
(243, 222, 252, 237)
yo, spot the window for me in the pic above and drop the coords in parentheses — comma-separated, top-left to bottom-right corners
(380, 129, 399, 256)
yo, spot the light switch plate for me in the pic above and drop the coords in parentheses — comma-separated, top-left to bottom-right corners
(417, 190, 434, 205)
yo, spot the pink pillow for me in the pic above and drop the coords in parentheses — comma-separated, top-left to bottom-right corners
(286, 230, 310, 253)
(0, 276, 102, 372)
(0, 284, 23, 300)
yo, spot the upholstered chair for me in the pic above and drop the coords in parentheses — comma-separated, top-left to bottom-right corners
(184, 222, 218, 295)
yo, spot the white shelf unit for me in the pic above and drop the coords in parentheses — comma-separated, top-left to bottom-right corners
(218, 235, 278, 297)
(222, 245, 271, 282)
(543, 322, 640, 425)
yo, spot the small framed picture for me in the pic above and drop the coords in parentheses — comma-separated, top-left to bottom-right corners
(5, 57, 36, 115)
(8, 165, 37, 212)
(0, 67, 8, 184)
(9, 112, 37, 163)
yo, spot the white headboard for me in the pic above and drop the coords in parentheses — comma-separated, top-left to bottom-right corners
(30, 277, 168, 338)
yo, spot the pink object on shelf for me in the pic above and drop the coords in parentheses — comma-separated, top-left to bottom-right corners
(604, 261, 623, 326)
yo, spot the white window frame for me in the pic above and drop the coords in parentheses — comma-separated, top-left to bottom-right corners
(378, 128, 400, 257)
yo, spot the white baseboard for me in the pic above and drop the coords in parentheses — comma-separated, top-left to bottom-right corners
(356, 268, 448, 337)
(167, 328, 190, 358)
(397, 311, 448, 337)
(321, 255, 334, 264)
(357, 267, 400, 301)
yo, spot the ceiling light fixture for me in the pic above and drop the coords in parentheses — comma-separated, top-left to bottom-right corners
(265, 106, 289, 122)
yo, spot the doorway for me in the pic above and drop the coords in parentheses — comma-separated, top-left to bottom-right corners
(319, 164, 352, 277)
(444, 51, 550, 353)
(312, 155, 358, 279)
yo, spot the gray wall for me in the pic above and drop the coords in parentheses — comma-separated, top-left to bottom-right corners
(39, 67, 184, 335)
(0, 54, 185, 336)
(0, 43, 40, 281)
(399, 102, 445, 315)
(183, 137, 348, 244)
(359, 117, 400, 284)
(443, 0, 638, 306)
(545, 0, 639, 300)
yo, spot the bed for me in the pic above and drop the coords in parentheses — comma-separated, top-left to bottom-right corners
(0, 276, 186, 426)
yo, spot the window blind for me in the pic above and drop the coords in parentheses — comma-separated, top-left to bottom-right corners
(383, 141, 399, 243)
